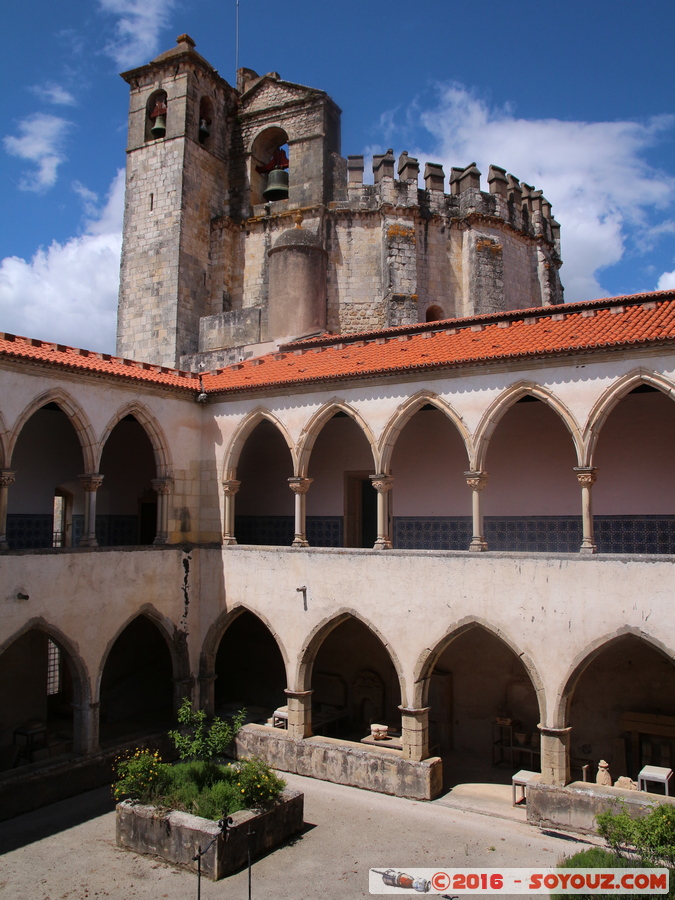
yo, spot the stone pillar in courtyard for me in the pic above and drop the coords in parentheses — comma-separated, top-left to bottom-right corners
(152, 477, 173, 544)
(538, 724, 572, 785)
(288, 477, 313, 547)
(222, 479, 240, 545)
(574, 467, 598, 554)
(284, 688, 313, 739)
(465, 471, 489, 551)
(399, 705, 430, 762)
(199, 673, 218, 716)
(72, 700, 100, 755)
(370, 475, 394, 549)
(78, 474, 104, 547)
(0, 469, 16, 549)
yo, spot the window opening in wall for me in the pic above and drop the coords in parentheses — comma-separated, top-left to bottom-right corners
(47, 639, 61, 696)
(198, 96, 213, 145)
(150, 193, 154, 211)
(146, 91, 167, 141)
(52, 494, 64, 547)
(250, 127, 290, 205)
(425, 304, 445, 323)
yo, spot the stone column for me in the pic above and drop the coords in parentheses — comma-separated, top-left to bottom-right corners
(465, 471, 489, 552)
(78, 474, 104, 547)
(172, 676, 193, 711)
(284, 688, 313, 739)
(222, 479, 240, 546)
(72, 700, 100, 755)
(0, 470, 16, 549)
(199, 674, 218, 716)
(370, 475, 394, 549)
(574, 467, 598, 554)
(538, 724, 572, 785)
(288, 477, 313, 547)
(151, 477, 173, 545)
(399, 705, 430, 762)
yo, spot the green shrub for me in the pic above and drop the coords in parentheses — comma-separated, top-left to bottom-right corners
(113, 748, 170, 803)
(235, 756, 286, 809)
(553, 805, 675, 899)
(114, 752, 285, 820)
(168, 698, 246, 761)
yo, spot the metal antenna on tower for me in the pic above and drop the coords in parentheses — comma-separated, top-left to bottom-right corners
(235, 0, 240, 78)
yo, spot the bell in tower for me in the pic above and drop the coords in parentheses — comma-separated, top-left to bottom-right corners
(257, 146, 290, 202)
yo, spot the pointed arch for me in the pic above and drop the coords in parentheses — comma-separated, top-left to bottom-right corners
(552, 626, 675, 729)
(297, 399, 378, 477)
(411, 616, 546, 722)
(295, 608, 407, 704)
(200, 604, 290, 677)
(222, 407, 297, 481)
(98, 402, 172, 476)
(94, 605, 188, 700)
(8, 388, 97, 473)
(584, 370, 675, 467)
(0, 616, 90, 706)
(378, 390, 473, 475)
(473, 382, 583, 471)
(0, 409, 9, 470)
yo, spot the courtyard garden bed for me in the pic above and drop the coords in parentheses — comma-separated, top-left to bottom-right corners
(113, 701, 304, 879)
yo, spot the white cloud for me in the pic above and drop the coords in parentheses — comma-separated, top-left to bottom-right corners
(377, 85, 675, 302)
(31, 83, 77, 106)
(98, 0, 177, 68)
(4, 114, 72, 192)
(657, 270, 675, 290)
(0, 170, 125, 353)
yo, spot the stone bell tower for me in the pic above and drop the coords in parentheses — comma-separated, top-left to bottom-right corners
(116, 35, 238, 368)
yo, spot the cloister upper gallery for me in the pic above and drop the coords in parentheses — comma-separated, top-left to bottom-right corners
(1, 35, 675, 803)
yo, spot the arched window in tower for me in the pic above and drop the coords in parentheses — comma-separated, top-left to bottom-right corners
(425, 304, 445, 323)
(146, 90, 168, 141)
(250, 127, 290, 206)
(198, 96, 213, 146)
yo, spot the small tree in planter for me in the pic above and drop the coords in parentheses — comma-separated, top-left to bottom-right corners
(168, 697, 246, 763)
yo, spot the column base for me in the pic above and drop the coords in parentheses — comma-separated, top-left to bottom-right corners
(579, 541, 597, 554)
(373, 537, 392, 550)
(469, 537, 488, 552)
(292, 537, 309, 548)
(78, 537, 98, 548)
(222, 536, 238, 546)
(0, 540, 8, 550)
(153, 534, 167, 546)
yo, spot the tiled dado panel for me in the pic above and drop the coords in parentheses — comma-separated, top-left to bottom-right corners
(393, 516, 675, 554)
(235, 516, 343, 547)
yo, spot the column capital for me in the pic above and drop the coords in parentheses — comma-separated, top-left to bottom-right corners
(79, 473, 104, 492)
(574, 466, 598, 488)
(284, 689, 314, 700)
(370, 474, 394, 493)
(151, 476, 174, 495)
(0, 469, 16, 487)
(537, 723, 572, 737)
(222, 479, 241, 496)
(464, 471, 489, 491)
(288, 476, 313, 495)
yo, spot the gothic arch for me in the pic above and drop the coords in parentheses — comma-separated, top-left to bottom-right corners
(473, 382, 583, 471)
(200, 605, 290, 678)
(552, 626, 675, 729)
(0, 409, 9, 469)
(295, 608, 407, 704)
(0, 616, 90, 706)
(98, 402, 172, 476)
(378, 390, 473, 475)
(584, 370, 675, 467)
(8, 388, 97, 473)
(222, 407, 297, 481)
(296, 400, 378, 477)
(94, 605, 188, 700)
(411, 616, 546, 721)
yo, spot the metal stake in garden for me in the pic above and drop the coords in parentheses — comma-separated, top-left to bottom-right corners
(193, 814, 233, 900)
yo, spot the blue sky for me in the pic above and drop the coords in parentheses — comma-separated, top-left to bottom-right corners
(2, 0, 675, 353)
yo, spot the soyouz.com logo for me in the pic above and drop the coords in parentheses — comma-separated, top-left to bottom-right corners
(369, 867, 669, 894)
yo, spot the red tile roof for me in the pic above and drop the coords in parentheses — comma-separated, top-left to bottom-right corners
(202, 291, 675, 395)
(2, 290, 675, 397)
(0, 333, 199, 391)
